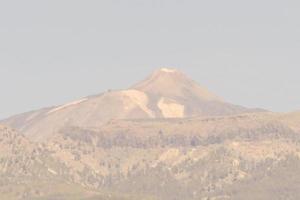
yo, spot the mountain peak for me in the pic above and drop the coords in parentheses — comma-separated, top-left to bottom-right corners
(132, 68, 222, 102)
(151, 67, 187, 80)
(158, 67, 178, 73)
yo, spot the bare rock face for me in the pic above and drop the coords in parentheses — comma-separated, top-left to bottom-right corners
(1, 68, 254, 141)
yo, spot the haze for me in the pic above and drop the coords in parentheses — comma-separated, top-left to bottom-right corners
(1, 0, 300, 119)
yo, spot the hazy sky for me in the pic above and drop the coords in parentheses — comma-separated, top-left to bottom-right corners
(1, 0, 300, 119)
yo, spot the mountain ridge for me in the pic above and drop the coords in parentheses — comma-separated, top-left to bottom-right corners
(1, 68, 260, 141)
(1, 68, 300, 199)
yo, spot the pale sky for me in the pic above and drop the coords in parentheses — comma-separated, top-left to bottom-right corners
(1, 0, 300, 119)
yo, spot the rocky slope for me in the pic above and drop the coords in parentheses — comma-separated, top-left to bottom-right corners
(1, 68, 256, 141)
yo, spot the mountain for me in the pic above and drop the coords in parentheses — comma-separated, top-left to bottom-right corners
(1, 68, 256, 141)
(132, 68, 251, 117)
(8, 68, 300, 200)
(133, 68, 222, 102)
(1, 66, 300, 199)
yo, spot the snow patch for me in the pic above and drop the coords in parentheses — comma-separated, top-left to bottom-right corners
(48, 168, 58, 175)
(47, 98, 88, 114)
(158, 98, 185, 118)
(122, 90, 155, 118)
(160, 68, 177, 73)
